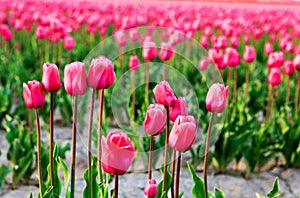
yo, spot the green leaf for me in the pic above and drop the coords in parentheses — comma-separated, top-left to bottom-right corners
(29, 192, 33, 198)
(255, 193, 265, 198)
(58, 157, 70, 198)
(83, 157, 99, 198)
(214, 188, 226, 198)
(267, 178, 280, 198)
(187, 162, 205, 198)
(178, 191, 184, 198)
(155, 166, 172, 198)
(0, 164, 10, 189)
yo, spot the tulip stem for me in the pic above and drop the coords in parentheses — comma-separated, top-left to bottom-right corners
(286, 76, 290, 106)
(225, 68, 232, 123)
(59, 40, 63, 66)
(35, 109, 43, 198)
(171, 150, 177, 198)
(145, 61, 150, 107)
(70, 96, 77, 198)
(98, 89, 104, 188)
(233, 67, 238, 104)
(28, 109, 32, 132)
(114, 175, 118, 198)
(266, 86, 274, 125)
(49, 93, 54, 187)
(162, 107, 170, 194)
(163, 61, 167, 80)
(175, 152, 181, 198)
(244, 63, 250, 102)
(294, 73, 300, 119)
(132, 70, 136, 121)
(204, 113, 215, 198)
(88, 89, 96, 198)
(148, 135, 153, 180)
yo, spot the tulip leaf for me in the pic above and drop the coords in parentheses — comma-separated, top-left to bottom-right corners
(0, 164, 10, 190)
(83, 157, 99, 198)
(255, 193, 265, 198)
(155, 166, 172, 198)
(178, 191, 184, 198)
(267, 178, 280, 198)
(29, 192, 33, 198)
(187, 162, 205, 198)
(59, 157, 70, 198)
(214, 188, 226, 198)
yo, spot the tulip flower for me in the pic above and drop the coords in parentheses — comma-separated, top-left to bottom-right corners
(270, 33, 277, 42)
(64, 61, 87, 96)
(230, 36, 239, 48)
(294, 46, 300, 56)
(224, 48, 240, 67)
(243, 35, 249, 44)
(144, 104, 166, 136)
(294, 54, 300, 71)
(144, 179, 158, 198)
(243, 45, 256, 63)
(268, 68, 282, 86)
(114, 30, 127, 47)
(169, 97, 188, 122)
(64, 35, 75, 50)
(264, 42, 274, 55)
(206, 83, 228, 113)
(267, 52, 284, 69)
(159, 42, 174, 61)
(283, 60, 294, 106)
(142, 39, 158, 61)
(153, 80, 176, 107)
(293, 54, 300, 117)
(200, 36, 209, 48)
(129, 28, 140, 42)
(286, 41, 294, 53)
(198, 58, 211, 71)
(22, 80, 45, 197)
(128, 55, 140, 70)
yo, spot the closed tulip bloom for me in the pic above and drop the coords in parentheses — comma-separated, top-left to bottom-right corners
(206, 83, 228, 113)
(267, 52, 284, 68)
(101, 130, 135, 175)
(264, 42, 274, 55)
(23, 80, 46, 109)
(215, 54, 226, 70)
(0, 24, 13, 41)
(144, 104, 166, 136)
(198, 58, 212, 71)
(153, 81, 176, 107)
(216, 36, 227, 49)
(169, 97, 188, 122)
(270, 33, 277, 42)
(294, 46, 300, 56)
(203, 26, 213, 37)
(208, 48, 219, 63)
(42, 63, 62, 93)
(286, 41, 294, 53)
(64, 61, 87, 96)
(224, 48, 240, 67)
(268, 68, 282, 86)
(283, 60, 294, 76)
(230, 36, 239, 48)
(144, 179, 158, 198)
(243, 45, 256, 63)
(294, 54, 300, 71)
(142, 40, 158, 61)
(114, 30, 127, 46)
(168, 115, 196, 153)
(64, 36, 75, 50)
(252, 28, 263, 40)
(87, 56, 116, 90)
(129, 28, 140, 42)
(200, 36, 209, 48)
(243, 35, 249, 44)
(159, 42, 174, 61)
(279, 37, 288, 49)
(129, 55, 140, 70)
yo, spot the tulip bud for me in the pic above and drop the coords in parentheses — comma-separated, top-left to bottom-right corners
(264, 42, 274, 55)
(64, 36, 75, 50)
(243, 35, 249, 44)
(283, 60, 294, 76)
(206, 83, 228, 113)
(230, 36, 239, 48)
(294, 46, 300, 56)
(42, 63, 62, 93)
(144, 104, 166, 136)
(144, 179, 158, 198)
(252, 28, 263, 40)
(114, 30, 127, 47)
(64, 61, 87, 96)
(203, 26, 213, 37)
(142, 40, 158, 61)
(200, 36, 209, 48)
(153, 81, 176, 107)
(268, 68, 282, 86)
(0, 24, 13, 41)
(87, 56, 116, 90)
(270, 33, 277, 42)
(169, 115, 197, 153)
(294, 54, 300, 71)
(159, 42, 174, 61)
(23, 80, 46, 109)
(169, 97, 188, 122)
(224, 48, 240, 67)
(286, 41, 294, 53)
(267, 52, 284, 68)
(128, 55, 140, 70)
(243, 45, 256, 63)
(101, 131, 135, 175)
(129, 28, 140, 42)
(198, 58, 212, 71)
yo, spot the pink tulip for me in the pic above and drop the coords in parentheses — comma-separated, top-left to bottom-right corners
(144, 104, 166, 136)
(42, 63, 62, 93)
(142, 40, 158, 61)
(206, 83, 228, 113)
(35, 26, 45, 39)
(23, 80, 46, 109)
(198, 58, 212, 71)
(159, 42, 174, 61)
(294, 46, 300, 56)
(279, 37, 288, 49)
(230, 36, 239, 48)
(129, 55, 140, 70)
(216, 35, 227, 49)
(268, 68, 282, 86)
(267, 52, 284, 68)
(144, 179, 157, 198)
(270, 33, 277, 42)
(168, 115, 196, 153)
(243, 45, 256, 63)
(200, 36, 209, 48)
(224, 48, 240, 67)
(129, 28, 140, 42)
(203, 26, 213, 37)
(264, 42, 274, 55)
(64, 61, 87, 96)
(294, 54, 300, 71)
(283, 60, 294, 76)
(252, 28, 263, 40)
(169, 97, 188, 122)
(64, 36, 75, 50)
(243, 35, 249, 44)
(87, 56, 116, 90)
(153, 81, 176, 107)
(101, 130, 135, 175)
(114, 30, 127, 47)
(286, 41, 294, 53)
(208, 48, 219, 63)
(0, 24, 13, 41)
(215, 54, 226, 70)
(14, 19, 23, 31)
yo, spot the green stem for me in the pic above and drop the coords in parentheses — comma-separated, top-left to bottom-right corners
(175, 152, 181, 198)
(98, 89, 104, 192)
(114, 175, 118, 198)
(162, 107, 170, 194)
(70, 96, 77, 198)
(49, 93, 54, 187)
(295, 73, 300, 119)
(148, 135, 153, 180)
(35, 109, 43, 197)
(88, 89, 95, 198)
(171, 150, 176, 198)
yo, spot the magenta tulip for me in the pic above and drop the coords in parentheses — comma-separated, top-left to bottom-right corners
(243, 35, 249, 44)
(286, 41, 294, 53)
(23, 80, 46, 109)
(129, 28, 140, 42)
(144, 179, 158, 198)
(64, 61, 87, 96)
(294, 54, 300, 71)
(168, 115, 196, 153)
(268, 68, 282, 86)
(64, 36, 75, 50)
(114, 30, 127, 47)
(283, 60, 294, 76)
(198, 58, 211, 71)
(87, 56, 116, 90)
(230, 36, 239, 48)
(142, 40, 158, 61)
(224, 48, 240, 67)
(169, 97, 188, 122)
(129, 55, 140, 70)
(42, 63, 62, 93)
(159, 42, 174, 61)
(206, 83, 228, 113)
(264, 42, 274, 55)
(200, 36, 209, 48)
(144, 104, 166, 136)
(267, 52, 284, 68)
(153, 81, 176, 107)
(101, 130, 135, 175)
(243, 45, 256, 63)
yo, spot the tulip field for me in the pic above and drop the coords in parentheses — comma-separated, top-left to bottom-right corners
(1, 0, 300, 197)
